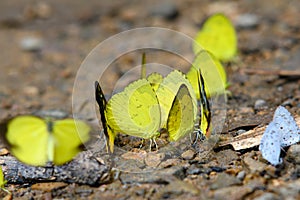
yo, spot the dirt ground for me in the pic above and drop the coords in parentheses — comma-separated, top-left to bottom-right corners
(0, 0, 300, 199)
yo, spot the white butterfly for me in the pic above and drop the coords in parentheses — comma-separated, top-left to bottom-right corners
(259, 106, 300, 165)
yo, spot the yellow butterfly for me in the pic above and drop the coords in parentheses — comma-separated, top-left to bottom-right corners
(187, 50, 228, 99)
(97, 70, 198, 148)
(193, 13, 237, 62)
(95, 81, 117, 153)
(6, 116, 90, 166)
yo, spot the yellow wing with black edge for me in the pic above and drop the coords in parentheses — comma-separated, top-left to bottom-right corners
(95, 81, 116, 153)
(167, 84, 196, 141)
(106, 79, 161, 139)
(197, 70, 211, 137)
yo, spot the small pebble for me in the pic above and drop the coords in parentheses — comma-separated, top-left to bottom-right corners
(20, 36, 44, 51)
(235, 14, 259, 29)
(210, 173, 241, 190)
(121, 150, 147, 162)
(145, 152, 165, 167)
(120, 166, 184, 184)
(253, 192, 280, 200)
(277, 86, 283, 92)
(186, 164, 211, 175)
(236, 129, 246, 135)
(236, 171, 246, 181)
(181, 149, 195, 160)
(159, 158, 182, 168)
(243, 156, 266, 173)
(254, 99, 268, 110)
(24, 86, 39, 96)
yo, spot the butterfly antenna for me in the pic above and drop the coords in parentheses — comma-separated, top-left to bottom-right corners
(141, 52, 146, 79)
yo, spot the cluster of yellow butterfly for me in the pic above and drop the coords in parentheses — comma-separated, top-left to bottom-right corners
(95, 13, 237, 153)
(3, 13, 237, 167)
(95, 67, 210, 153)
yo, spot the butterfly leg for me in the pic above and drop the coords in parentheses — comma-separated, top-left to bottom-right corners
(191, 128, 206, 145)
(139, 139, 145, 149)
(149, 138, 158, 152)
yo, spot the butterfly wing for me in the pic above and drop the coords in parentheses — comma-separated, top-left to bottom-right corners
(187, 50, 227, 99)
(95, 81, 117, 153)
(52, 119, 90, 165)
(156, 70, 197, 129)
(167, 84, 195, 141)
(259, 121, 282, 165)
(273, 106, 300, 147)
(193, 13, 237, 61)
(6, 116, 49, 166)
(106, 79, 161, 139)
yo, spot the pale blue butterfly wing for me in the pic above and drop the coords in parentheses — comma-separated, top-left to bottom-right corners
(273, 106, 300, 147)
(259, 121, 282, 165)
